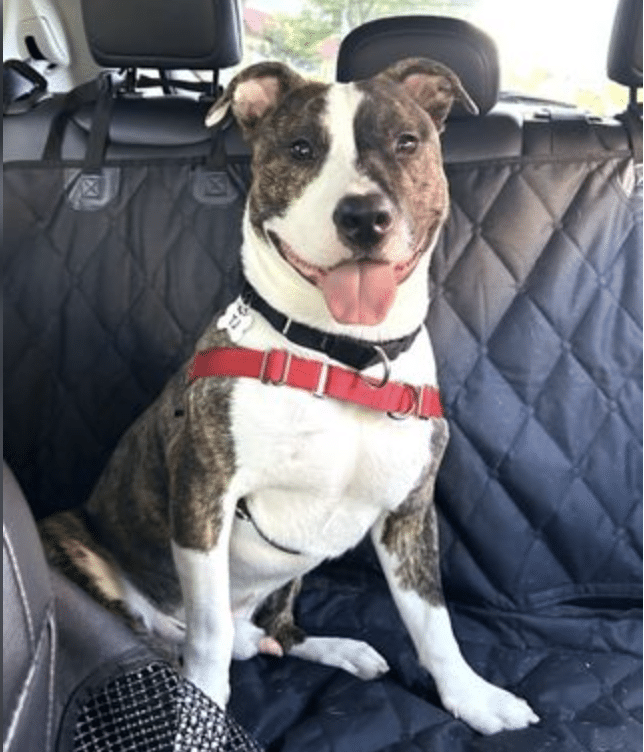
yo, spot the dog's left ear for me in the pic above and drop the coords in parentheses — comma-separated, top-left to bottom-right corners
(379, 57, 478, 133)
(205, 61, 306, 135)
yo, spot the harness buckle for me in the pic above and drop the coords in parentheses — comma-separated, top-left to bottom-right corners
(259, 350, 292, 386)
(313, 361, 330, 398)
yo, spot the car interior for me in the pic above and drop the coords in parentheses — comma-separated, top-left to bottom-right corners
(3, 0, 642, 750)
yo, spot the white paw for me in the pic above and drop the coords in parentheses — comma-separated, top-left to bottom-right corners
(181, 658, 231, 710)
(232, 619, 283, 659)
(180, 638, 232, 709)
(438, 670, 539, 735)
(289, 636, 390, 680)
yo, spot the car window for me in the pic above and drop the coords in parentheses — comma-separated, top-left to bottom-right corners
(231, 0, 628, 116)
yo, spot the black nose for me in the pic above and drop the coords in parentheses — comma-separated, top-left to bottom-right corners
(333, 193, 393, 251)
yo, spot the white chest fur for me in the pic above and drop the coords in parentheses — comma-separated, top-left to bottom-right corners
(222, 306, 437, 612)
(230, 375, 432, 556)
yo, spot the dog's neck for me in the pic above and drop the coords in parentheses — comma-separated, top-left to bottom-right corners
(241, 278, 422, 370)
(242, 216, 433, 347)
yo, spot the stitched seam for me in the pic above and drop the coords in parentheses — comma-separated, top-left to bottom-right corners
(3, 525, 36, 650)
(2, 604, 54, 752)
(46, 612, 57, 752)
(445, 151, 634, 170)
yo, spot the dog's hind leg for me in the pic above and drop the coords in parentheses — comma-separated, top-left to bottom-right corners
(253, 579, 389, 679)
(252, 579, 306, 653)
(39, 510, 184, 665)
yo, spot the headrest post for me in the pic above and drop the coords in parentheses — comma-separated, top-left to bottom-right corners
(198, 71, 219, 101)
(630, 87, 640, 111)
(124, 68, 137, 94)
(159, 70, 172, 95)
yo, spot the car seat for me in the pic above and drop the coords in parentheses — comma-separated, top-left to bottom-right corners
(3, 2, 268, 749)
(4, 0, 641, 750)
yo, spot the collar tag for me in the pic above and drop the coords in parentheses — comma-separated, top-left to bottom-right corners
(217, 297, 253, 343)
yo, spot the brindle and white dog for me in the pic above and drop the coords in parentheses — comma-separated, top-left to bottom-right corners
(40, 59, 539, 734)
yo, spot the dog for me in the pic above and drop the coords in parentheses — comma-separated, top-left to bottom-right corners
(39, 58, 539, 735)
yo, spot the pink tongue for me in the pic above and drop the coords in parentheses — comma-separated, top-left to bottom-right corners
(319, 262, 397, 325)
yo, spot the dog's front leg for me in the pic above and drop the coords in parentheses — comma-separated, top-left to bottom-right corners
(172, 523, 234, 708)
(168, 417, 238, 709)
(371, 447, 539, 734)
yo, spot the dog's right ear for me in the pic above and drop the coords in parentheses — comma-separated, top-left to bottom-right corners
(205, 62, 306, 135)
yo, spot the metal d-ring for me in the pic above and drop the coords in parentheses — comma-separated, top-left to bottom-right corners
(388, 385, 421, 420)
(363, 345, 391, 389)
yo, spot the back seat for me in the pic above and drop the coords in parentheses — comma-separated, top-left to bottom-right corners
(336, 12, 642, 612)
(5, 7, 639, 598)
(4, 0, 250, 518)
(3, 1, 642, 749)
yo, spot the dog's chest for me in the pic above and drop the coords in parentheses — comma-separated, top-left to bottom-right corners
(228, 375, 432, 560)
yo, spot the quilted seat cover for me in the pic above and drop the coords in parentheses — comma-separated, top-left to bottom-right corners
(432, 147, 642, 610)
(3, 108, 642, 750)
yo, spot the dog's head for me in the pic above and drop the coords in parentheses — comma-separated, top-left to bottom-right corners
(207, 59, 475, 334)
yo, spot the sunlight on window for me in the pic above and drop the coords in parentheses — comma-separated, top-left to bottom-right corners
(236, 0, 628, 116)
(472, 0, 627, 114)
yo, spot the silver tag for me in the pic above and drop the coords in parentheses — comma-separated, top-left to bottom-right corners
(217, 297, 253, 342)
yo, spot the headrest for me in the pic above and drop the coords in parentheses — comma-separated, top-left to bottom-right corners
(337, 16, 499, 117)
(80, 0, 243, 70)
(607, 0, 643, 88)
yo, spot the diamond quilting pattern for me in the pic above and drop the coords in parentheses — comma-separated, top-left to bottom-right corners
(3, 137, 642, 613)
(3, 115, 641, 752)
(4, 162, 248, 515)
(431, 153, 642, 608)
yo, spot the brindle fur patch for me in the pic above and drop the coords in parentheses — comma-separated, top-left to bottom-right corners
(167, 325, 237, 551)
(41, 324, 237, 614)
(380, 419, 449, 606)
(354, 79, 448, 257)
(39, 509, 140, 627)
(253, 578, 307, 652)
(248, 82, 330, 235)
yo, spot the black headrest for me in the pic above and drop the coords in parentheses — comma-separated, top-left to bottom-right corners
(607, 0, 643, 88)
(337, 16, 499, 117)
(80, 0, 243, 70)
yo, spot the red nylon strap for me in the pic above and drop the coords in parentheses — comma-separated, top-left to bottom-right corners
(189, 347, 443, 420)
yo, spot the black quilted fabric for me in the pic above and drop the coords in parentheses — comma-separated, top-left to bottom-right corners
(433, 149, 642, 610)
(4, 160, 248, 516)
(3, 110, 642, 751)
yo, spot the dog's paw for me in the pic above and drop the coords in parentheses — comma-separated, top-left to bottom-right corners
(289, 636, 390, 680)
(233, 620, 284, 659)
(438, 670, 539, 735)
(181, 658, 231, 710)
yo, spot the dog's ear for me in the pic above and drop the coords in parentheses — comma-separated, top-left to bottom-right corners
(379, 57, 478, 133)
(205, 62, 306, 135)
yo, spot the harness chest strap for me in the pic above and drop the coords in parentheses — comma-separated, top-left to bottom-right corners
(188, 347, 443, 420)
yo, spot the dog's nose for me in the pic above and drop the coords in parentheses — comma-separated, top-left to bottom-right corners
(333, 194, 393, 251)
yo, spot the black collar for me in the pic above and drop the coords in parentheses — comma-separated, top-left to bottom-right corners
(242, 279, 421, 371)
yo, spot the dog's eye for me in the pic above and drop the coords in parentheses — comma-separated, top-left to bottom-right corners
(396, 133, 419, 155)
(290, 138, 315, 161)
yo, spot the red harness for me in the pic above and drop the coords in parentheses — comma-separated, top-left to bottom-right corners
(189, 347, 443, 420)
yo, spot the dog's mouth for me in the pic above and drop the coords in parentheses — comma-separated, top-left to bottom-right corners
(267, 231, 425, 325)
